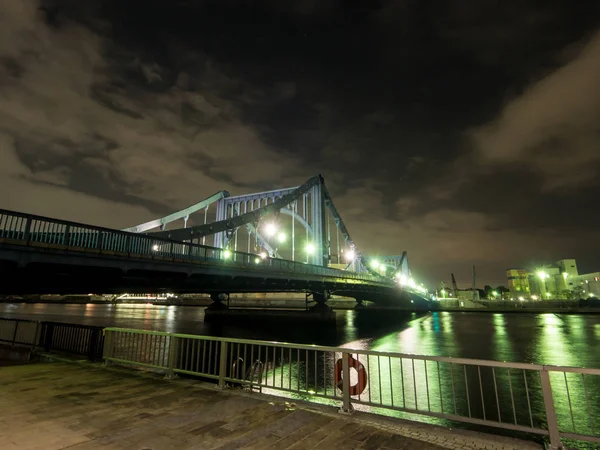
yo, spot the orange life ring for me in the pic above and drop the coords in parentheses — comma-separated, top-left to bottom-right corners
(334, 355, 368, 396)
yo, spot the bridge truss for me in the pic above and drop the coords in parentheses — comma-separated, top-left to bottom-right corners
(123, 175, 385, 276)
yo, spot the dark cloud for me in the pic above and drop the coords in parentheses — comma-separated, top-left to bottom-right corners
(1, 0, 599, 286)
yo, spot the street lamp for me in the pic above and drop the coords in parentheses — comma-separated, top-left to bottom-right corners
(305, 243, 315, 254)
(263, 223, 277, 237)
(223, 249, 232, 260)
(344, 249, 355, 262)
(152, 244, 159, 251)
(537, 271, 549, 298)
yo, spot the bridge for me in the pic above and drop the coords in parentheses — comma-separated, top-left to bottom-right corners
(0, 175, 431, 311)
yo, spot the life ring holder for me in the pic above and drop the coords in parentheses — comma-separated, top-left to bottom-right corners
(334, 354, 368, 396)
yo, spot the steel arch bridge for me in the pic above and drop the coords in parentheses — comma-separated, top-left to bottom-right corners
(124, 174, 375, 274)
(0, 175, 430, 308)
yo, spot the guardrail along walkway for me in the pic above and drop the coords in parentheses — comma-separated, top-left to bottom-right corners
(0, 362, 539, 450)
(103, 328, 600, 450)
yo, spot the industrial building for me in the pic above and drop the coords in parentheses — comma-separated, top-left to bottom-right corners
(507, 259, 600, 300)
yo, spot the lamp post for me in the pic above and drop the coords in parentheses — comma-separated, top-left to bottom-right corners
(537, 271, 549, 299)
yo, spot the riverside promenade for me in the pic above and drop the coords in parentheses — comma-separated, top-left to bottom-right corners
(0, 360, 541, 450)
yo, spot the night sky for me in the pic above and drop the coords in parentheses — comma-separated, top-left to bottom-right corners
(1, 1, 599, 287)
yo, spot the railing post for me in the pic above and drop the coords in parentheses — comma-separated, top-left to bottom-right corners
(11, 320, 19, 348)
(43, 323, 54, 352)
(103, 329, 114, 366)
(87, 328, 101, 362)
(218, 341, 229, 389)
(540, 369, 563, 450)
(23, 217, 32, 243)
(63, 225, 71, 247)
(166, 336, 179, 379)
(339, 352, 354, 415)
(97, 230, 103, 252)
(32, 321, 42, 354)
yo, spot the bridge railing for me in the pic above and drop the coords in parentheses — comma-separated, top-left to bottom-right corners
(0, 209, 391, 285)
(104, 327, 600, 449)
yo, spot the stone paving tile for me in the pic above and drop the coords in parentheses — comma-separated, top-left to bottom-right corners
(0, 362, 542, 450)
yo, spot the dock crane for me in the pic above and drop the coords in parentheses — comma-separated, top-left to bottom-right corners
(450, 265, 478, 300)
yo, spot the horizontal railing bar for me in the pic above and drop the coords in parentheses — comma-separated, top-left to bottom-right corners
(104, 328, 600, 374)
(558, 432, 600, 444)
(354, 401, 550, 436)
(0, 318, 39, 324)
(173, 368, 219, 380)
(105, 357, 168, 371)
(249, 384, 341, 401)
(544, 366, 600, 375)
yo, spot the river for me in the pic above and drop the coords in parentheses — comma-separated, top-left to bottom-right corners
(2, 303, 600, 367)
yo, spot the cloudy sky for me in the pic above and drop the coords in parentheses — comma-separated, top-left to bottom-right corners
(1, 0, 599, 287)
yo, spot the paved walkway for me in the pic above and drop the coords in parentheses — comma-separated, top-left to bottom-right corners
(0, 361, 541, 450)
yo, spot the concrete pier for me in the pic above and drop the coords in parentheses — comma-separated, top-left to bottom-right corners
(0, 361, 542, 449)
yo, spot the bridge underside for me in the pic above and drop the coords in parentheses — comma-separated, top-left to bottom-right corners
(0, 244, 430, 310)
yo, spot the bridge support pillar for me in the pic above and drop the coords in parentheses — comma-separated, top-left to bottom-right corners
(207, 292, 229, 310)
(308, 290, 333, 314)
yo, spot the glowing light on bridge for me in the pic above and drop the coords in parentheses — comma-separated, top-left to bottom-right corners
(263, 223, 277, 237)
(223, 249, 232, 260)
(152, 244, 159, 251)
(344, 249, 355, 262)
(396, 273, 428, 294)
(305, 243, 315, 254)
(277, 232, 286, 243)
(259, 251, 267, 259)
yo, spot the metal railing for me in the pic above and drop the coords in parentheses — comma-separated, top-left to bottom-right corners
(0, 318, 40, 350)
(0, 209, 390, 286)
(103, 327, 600, 450)
(0, 318, 104, 361)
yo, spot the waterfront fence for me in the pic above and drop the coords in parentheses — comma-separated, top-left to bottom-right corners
(0, 318, 104, 361)
(104, 327, 600, 450)
(0, 318, 40, 350)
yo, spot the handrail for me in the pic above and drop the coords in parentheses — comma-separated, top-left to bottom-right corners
(103, 327, 600, 374)
(103, 327, 600, 449)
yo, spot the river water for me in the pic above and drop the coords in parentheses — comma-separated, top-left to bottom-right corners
(2, 303, 600, 367)
(2, 303, 600, 448)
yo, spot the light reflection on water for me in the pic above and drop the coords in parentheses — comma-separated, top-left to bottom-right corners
(2, 304, 600, 367)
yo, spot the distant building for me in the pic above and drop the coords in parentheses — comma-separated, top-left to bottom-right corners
(507, 259, 599, 300)
(507, 268, 531, 295)
(557, 259, 579, 278)
(456, 290, 480, 301)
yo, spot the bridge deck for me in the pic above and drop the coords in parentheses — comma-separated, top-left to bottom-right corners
(0, 361, 539, 449)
